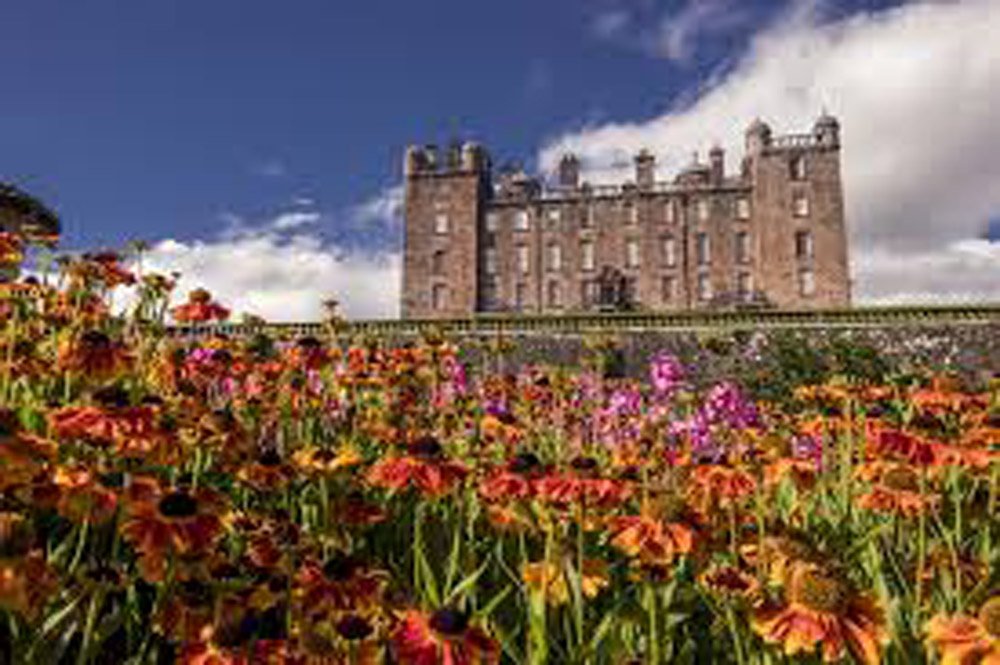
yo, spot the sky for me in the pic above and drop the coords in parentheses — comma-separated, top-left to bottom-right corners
(1, 0, 998, 320)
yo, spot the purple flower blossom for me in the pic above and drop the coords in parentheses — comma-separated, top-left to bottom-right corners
(649, 352, 686, 398)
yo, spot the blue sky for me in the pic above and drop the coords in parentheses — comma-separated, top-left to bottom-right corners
(1, 0, 998, 318)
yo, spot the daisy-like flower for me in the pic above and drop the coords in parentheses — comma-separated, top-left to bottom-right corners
(752, 562, 887, 664)
(521, 559, 609, 606)
(57, 329, 131, 379)
(686, 464, 757, 516)
(366, 438, 468, 497)
(291, 445, 363, 477)
(296, 612, 383, 664)
(0, 232, 24, 265)
(236, 448, 296, 492)
(607, 514, 695, 567)
(171, 288, 231, 324)
(120, 476, 227, 581)
(478, 452, 543, 503)
(926, 595, 1000, 665)
(0, 550, 59, 620)
(295, 554, 387, 614)
(392, 607, 499, 665)
(855, 463, 937, 518)
(53, 466, 119, 524)
(698, 563, 761, 603)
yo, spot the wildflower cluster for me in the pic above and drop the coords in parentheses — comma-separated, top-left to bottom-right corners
(0, 250, 996, 664)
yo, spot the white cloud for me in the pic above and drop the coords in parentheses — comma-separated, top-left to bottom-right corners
(136, 211, 400, 322)
(654, 0, 747, 63)
(540, 0, 1000, 303)
(591, 10, 630, 40)
(349, 184, 403, 229)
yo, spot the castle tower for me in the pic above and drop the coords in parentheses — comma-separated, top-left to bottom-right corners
(746, 114, 850, 308)
(401, 142, 490, 318)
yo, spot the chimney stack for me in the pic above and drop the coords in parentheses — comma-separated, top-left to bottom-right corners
(709, 145, 724, 184)
(635, 150, 656, 189)
(558, 154, 580, 188)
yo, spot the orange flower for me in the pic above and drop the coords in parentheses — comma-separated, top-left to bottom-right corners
(925, 596, 1000, 665)
(763, 458, 817, 492)
(0, 551, 58, 619)
(855, 463, 937, 517)
(521, 559, 609, 606)
(0, 232, 24, 265)
(120, 477, 227, 581)
(291, 445, 363, 477)
(607, 514, 694, 566)
(53, 466, 119, 524)
(172, 288, 231, 324)
(57, 330, 131, 378)
(392, 608, 498, 665)
(698, 564, 761, 602)
(366, 439, 467, 497)
(752, 563, 887, 664)
(294, 555, 386, 614)
(686, 464, 757, 514)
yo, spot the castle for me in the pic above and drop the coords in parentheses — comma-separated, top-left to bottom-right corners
(402, 115, 850, 319)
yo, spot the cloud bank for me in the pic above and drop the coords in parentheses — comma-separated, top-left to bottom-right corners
(544, 0, 1000, 303)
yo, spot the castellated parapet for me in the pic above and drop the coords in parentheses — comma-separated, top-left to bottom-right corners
(401, 117, 850, 319)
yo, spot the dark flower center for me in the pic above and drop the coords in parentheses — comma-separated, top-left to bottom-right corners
(297, 336, 322, 350)
(80, 330, 111, 349)
(312, 449, 337, 464)
(882, 466, 919, 492)
(571, 456, 598, 472)
(409, 436, 443, 460)
(258, 449, 282, 467)
(790, 569, 847, 614)
(93, 386, 130, 409)
(508, 452, 540, 474)
(336, 615, 374, 640)
(322, 554, 360, 582)
(177, 580, 213, 608)
(429, 607, 469, 636)
(157, 491, 199, 518)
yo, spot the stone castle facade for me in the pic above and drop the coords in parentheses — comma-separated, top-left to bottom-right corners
(402, 115, 850, 319)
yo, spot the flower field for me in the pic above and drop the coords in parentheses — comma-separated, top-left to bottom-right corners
(0, 249, 997, 664)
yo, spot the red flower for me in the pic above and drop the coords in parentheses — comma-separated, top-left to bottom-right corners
(53, 466, 118, 524)
(295, 555, 386, 614)
(367, 439, 467, 497)
(172, 288, 231, 324)
(392, 608, 498, 665)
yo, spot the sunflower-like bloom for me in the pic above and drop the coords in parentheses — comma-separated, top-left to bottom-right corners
(926, 596, 1000, 665)
(752, 563, 887, 664)
(392, 607, 498, 665)
(0, 425, 54, 494)
(686, 464, 757, 515)
(296, 612, 383, 664)
(0, 551, 58, 620)
(57, 330, 131, 378)
(698, 564, 761, 602)
(366, 439, 467, 497)
(171, 288, 231, 324)
(0, 232, 24, 265)
(53, 466, 119, 524)
(607, 514, 695, 567)
(521, 559, 609, 606)
(120, 477, 227, 581)
(291, 445, 363, 477)
(294, 554, 387, 614)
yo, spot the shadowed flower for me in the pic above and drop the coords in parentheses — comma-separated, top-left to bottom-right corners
(121, 477, 227, 581)
(607, 514, 695, 567)
(521, 559, 609, 606)
(0, 551, 58, 620)
(366, 439, 468, 497)
(392, 607, 498, 665)
(295, 554, 387, 614)
(752, 563, 886, 664)
(699, 564, 761, 602)
(57, 330, 131, 378)
(925, 595, 1000, 665)
(53, 466, 119, 524)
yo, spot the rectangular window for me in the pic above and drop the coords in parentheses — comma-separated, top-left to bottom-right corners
(431, 284, 447, 310)
(516, 244, 530, 275)
(484, 248, 497, 275)
(481, 278, 498, 310)
(515, 283, 528, 311)
(485, 212, 499, 233)
(547, 208, 561, 224)
(581, 241, 595, 272)
(793, 192, 810, 217)
(735, 232, 750, 264)
(697, 199, 710, 222)
(546, 243, 562, 272)
(661, 275, 675, 301)
(547, 281, 562, 308)
(625, 204, 638, 225)
(795, 230, 814, 259)
(697, 273, 713, 301)
(790, 155, 807, 181)
(662, 236, 677, 267)
(514, 209, 530, 231)
(665, 200, 675, 224)
(432, 250, 446, 276)
(799, 268, 816, 296)
(737, 272, 753, 300)
(583, 205, 596, 229)
(434, 213, 449, 235)
(736, 198, 751, 220)
(581, 280, 597, 307)
(626, 239, 641, 268)
(696, 233, 711, 266)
